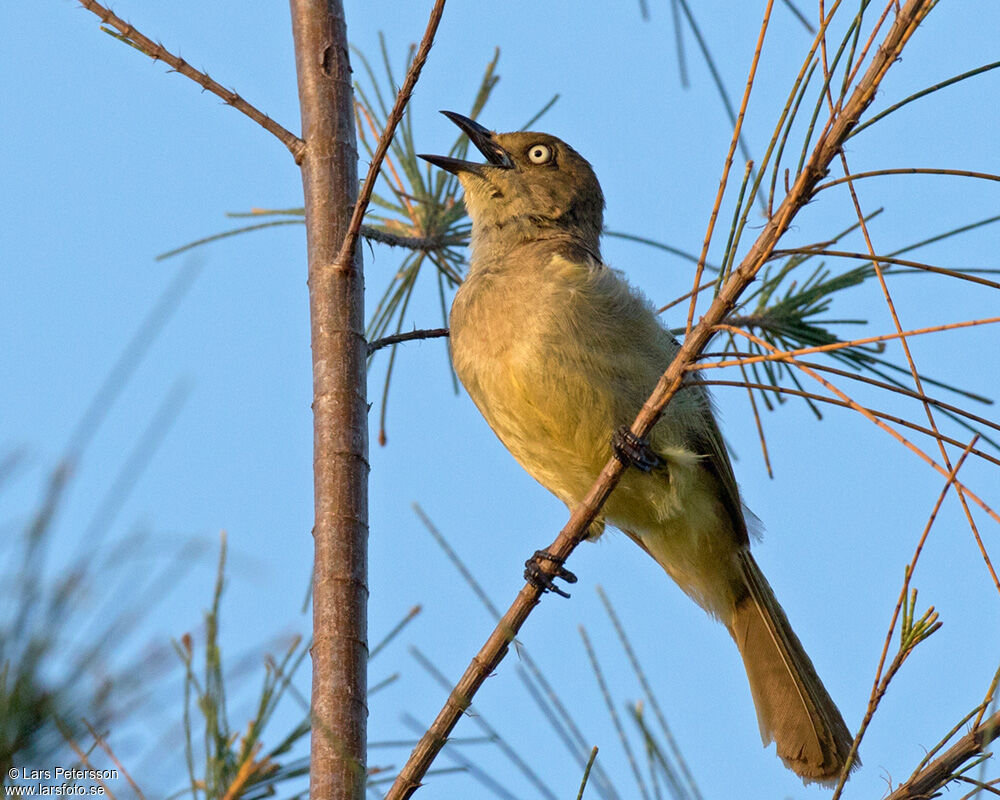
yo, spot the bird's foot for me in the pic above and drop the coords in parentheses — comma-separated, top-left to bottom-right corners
(524, 550, 578, 598)
(612, 426, 665, 473)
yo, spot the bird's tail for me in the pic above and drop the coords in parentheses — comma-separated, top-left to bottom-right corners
(729, 550, 857, 784)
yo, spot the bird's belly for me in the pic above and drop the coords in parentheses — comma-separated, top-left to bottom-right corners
(459, 347, 615, 507)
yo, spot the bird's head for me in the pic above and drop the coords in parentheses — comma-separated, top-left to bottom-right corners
(420, 111, 604, 260)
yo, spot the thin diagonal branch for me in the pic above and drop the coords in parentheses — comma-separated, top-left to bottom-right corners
(657, 279, 716, 314)
(836, 150, 1000, 598)
(719, 324, 1000, 526)
(726, 323, 1000, 599)
(976, 667, 1000, 730)
(715, 356, 999, 436)
(387, 3, 938, 796)
(915, 702, 994, 779)
(580, 627, 650, 800)
(334, 0, 448, 269)
(780, 0, 816, 32)
(727, 334, 774, 477)
(156, 220, 305, 262)
(694, 317, 1000, 372)
(674, 0, 767, 216)
(58, 724, 117, 799)
(684, 0, 775, 334)
(832, 436, 979, 799)
(77, 0, 304, 161)
(82, 720, 146, 800)
(700, 380, 1000, 468)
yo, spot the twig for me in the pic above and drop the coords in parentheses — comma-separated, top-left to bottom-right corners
(412, 505, 621, 798)
(720, 325, 1000, 530)
(815, 166, 1000, 192)
(914, 703, 993, 778)
(579, 627, 650, 800)
(838, 1, 896, 108)
(770, 249, 1000, 290)
(514, 664, 621, 800)
(685, 0, 775, 335)
(596, 587, 702, 800)
(576, 747, 600, 800)
(409, 646, 559, 800)
(674, 0, 767, 217)
(696, 316, 1000, 372)
(730, 333, 774, 477)
(699, 380, 1000, 468)
(368, 327, 449, 355)
(65, 259, 202, 459)
(520, 93, 561, 130)
(413, 503, 502, 618)
(976, 665, 1000, 730)
(76, 0, 304, 161)
(80, 381, 189, 553)
(831, 437, 978, 799)
(156, 220, 305, 261)
(158, 221, 464, 263)
(956, 776, 1000, 799)
(398, 714, 514, 799)
(386, 4, 938, 797)
(368, 673, 400, 696)
(356, 102, 417, 218)
(780, 0, 816, 32)
(334, 0, 448, 270)
(82, 720, 146, 800)
(656, 279, 716, 315)
(669, 0, 689, 88)
(848, 60, 1000, 140)
(361, 227, 467, 251)
(884, 711, 1000, 800)
(603, 230, 708, 266)
(369, 605, 422, 660)
(58, 722, 117, 800)
(889, 213, 1000, 261)
(221, 741, 268, 800)
(836, 148, 1000, 598)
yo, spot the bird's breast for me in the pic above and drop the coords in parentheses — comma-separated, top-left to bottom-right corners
(449, 256, 652, 503)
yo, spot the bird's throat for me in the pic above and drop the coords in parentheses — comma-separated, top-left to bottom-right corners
(469, 215, 602, 269)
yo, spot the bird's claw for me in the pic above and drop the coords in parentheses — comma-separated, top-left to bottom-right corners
(524, 550, 578, 598)
(612, 426, 665, 473)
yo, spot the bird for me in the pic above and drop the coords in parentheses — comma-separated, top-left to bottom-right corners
(419, 111, 856, 783)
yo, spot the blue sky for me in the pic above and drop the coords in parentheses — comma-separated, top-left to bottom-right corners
(3, 2, 999, 798)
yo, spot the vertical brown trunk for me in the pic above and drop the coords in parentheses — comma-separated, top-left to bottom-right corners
(288, 2, 368, 799)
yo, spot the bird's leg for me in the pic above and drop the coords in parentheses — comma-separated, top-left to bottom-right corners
(524, 550, 578, 598)
(612, 425, 666, 473)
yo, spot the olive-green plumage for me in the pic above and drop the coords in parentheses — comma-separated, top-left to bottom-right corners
(421, 112, 855, 783)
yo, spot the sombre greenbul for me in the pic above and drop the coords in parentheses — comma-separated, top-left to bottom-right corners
(420, 111, 856, 783)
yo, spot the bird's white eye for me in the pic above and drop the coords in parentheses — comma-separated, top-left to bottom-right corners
(527, 143, 553, 164)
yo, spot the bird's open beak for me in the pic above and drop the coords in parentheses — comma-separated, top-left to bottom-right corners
(418, 111, 513, 175)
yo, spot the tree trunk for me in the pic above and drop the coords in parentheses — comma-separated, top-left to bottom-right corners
(288, 2, 368, 799)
